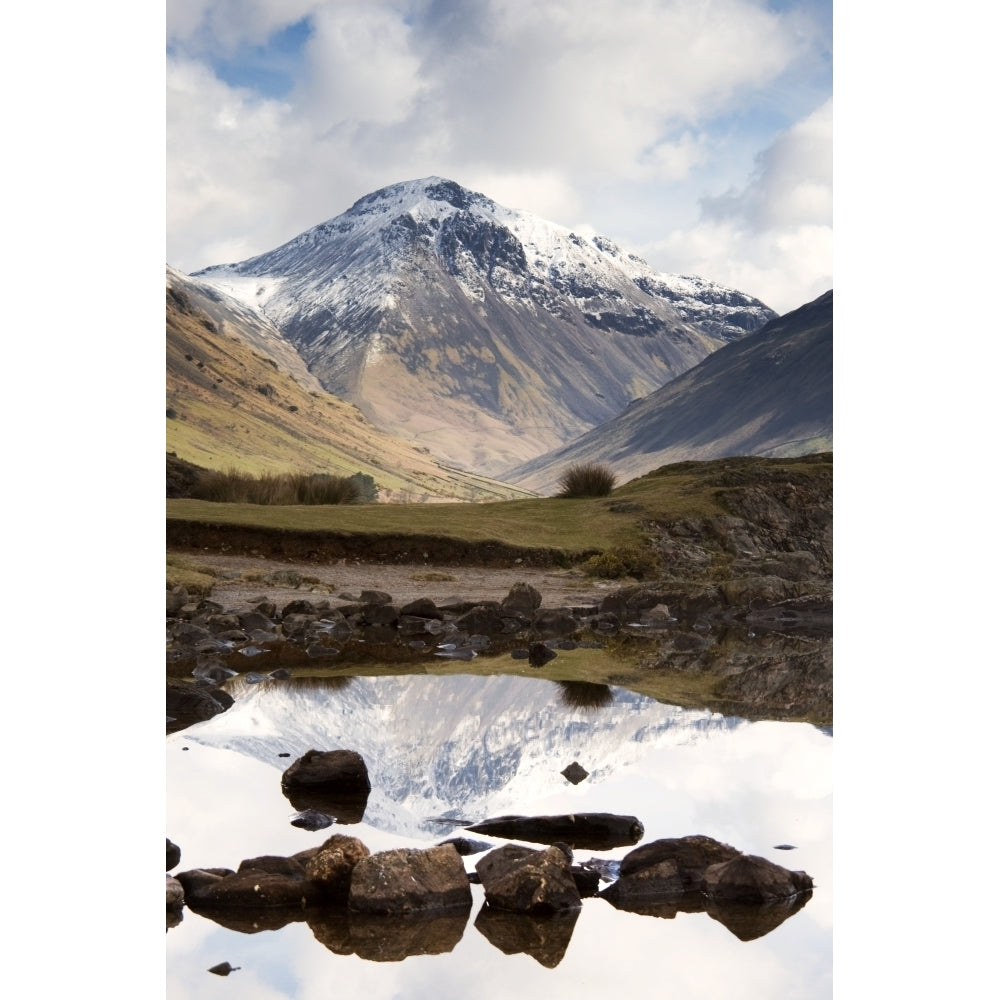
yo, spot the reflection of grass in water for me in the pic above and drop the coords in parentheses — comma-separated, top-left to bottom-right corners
(557, 681, 614, 710)
(279, 674, 355, 693)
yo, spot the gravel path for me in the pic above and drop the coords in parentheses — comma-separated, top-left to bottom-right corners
(186, 553, 620, 612)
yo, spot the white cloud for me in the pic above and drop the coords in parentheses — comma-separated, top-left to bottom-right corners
(641, 99, 833, 312)
(166, 0, 832, 306)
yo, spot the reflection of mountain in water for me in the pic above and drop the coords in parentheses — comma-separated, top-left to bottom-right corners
(183, 675, 746, 837)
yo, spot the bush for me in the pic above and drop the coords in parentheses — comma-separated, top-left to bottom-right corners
(582, 545, 661, 580)
(190, 468, 361, 505)
(556, 463, 616, 498)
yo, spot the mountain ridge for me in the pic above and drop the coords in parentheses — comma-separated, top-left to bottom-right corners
(506, 290, 833, 493)
(191, 177, 777, 476)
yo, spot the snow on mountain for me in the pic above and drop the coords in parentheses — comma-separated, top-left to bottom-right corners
(192, 178, 776, 477)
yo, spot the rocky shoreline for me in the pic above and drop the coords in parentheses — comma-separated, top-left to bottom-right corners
(167, 747, 815, 958)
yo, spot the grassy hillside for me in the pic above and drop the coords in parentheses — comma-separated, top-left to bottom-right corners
(167, 453, 832, 565)
(166, 271, 533, 503)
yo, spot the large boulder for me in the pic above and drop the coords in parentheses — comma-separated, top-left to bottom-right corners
(180, 864, 322, 909)
(166, 838, 181, 872)
(501, 583, 543, 614)
(619, 835, 742, 890)
(281, 749, 371, 820)
(349, 846, 472, 915)
(475, 844, 581, 914)
(304, 834, 370, 899)
(702, 854, 813, 902)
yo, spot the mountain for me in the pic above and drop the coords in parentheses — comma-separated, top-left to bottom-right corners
(165, 267, 534, 502)
(192, 178, 775, 477)
(505, 290, 833, 494)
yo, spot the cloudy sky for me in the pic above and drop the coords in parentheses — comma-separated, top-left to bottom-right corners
(166, 0, 831, 314)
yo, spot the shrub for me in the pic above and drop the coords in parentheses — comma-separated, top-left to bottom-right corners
(189, 469, 361, 505)
(582, 545, 661, 580)
(556, 463, 616, 498)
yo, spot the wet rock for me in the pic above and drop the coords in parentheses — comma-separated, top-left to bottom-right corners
(560, 761, 589, 784)
(702, 854, 813, 902)
(475, 844, 581, 914)
(281, 749, 371, 821)
(237, 855, 308, 877)
(467, 813, 643, 851)
(528, 642, 557, 667)
(618, 835, 743, 891)
(399, 597, 444, 619)
(454, 605, 507, 634)
(166, 681, 233, 729)
(436, 837, 494, 856)
(167, 838, 181, 871)
(167, 587, 189, 615)
(184, 867, 321, 908)
(290, 810, 334, 831)
(531, 609, 579, 637)
(304, 834, 370, 899)
(360, 603, 399, 626)
(281, 749, 371, 798)
(501, 582, 542, 614)
(174, 868, 234, 897)
(349, 845, 473, 915)
(207, 962, 240, 976)
(166, 875, 184, 909)
(238, 611, 276, 632)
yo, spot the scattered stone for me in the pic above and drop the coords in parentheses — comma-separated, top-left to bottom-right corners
(290, 810, 334, 831)
(207, 963, 240, 976)
(560, 761, 589, 784)
(167, 838, 181, 871)
(528, 642, 557, 667)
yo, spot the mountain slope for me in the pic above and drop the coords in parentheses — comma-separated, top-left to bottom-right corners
(193, 178, 775, 476)
(165, 267, 534, 502)
(505, 291, 833, 494)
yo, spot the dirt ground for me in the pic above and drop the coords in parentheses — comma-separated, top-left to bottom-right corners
(187, 552, 623, 612)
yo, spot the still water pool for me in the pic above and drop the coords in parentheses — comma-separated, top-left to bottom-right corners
(166, 673, 831, 999)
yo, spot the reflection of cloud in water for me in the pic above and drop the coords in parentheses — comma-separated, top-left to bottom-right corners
(167, 674, 831, 999)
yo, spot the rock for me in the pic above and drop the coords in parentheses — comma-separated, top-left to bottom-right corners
(702, 854, 813, 902)
(166, 681, 233, 729)
(560, 761, 589, 784)
(475, 844, 581, 914)
(207, 962, 240, 976)
(619, 835, 742, 890)
(184, 867, 321, 908)
(349, 845, 472, 915)
(304, 834, 370, 898)
(528, 642, 557, 667)
(237, 855, 308, 877)
(399, 597, 444, 619)
(436, 837, 494, 856)
(530, 609, 579, 637)
(290, 810, 334, 831)
(466, 813, 643, 851)
(174, 868, 234, 897)
(501, 582, 542, 614)
(167, 587, 189, 615)
(281, 749, 371, 798)
(454, 605, 508, 634)
(166, 838, 181, 872)
(166, 875, 185, 909)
